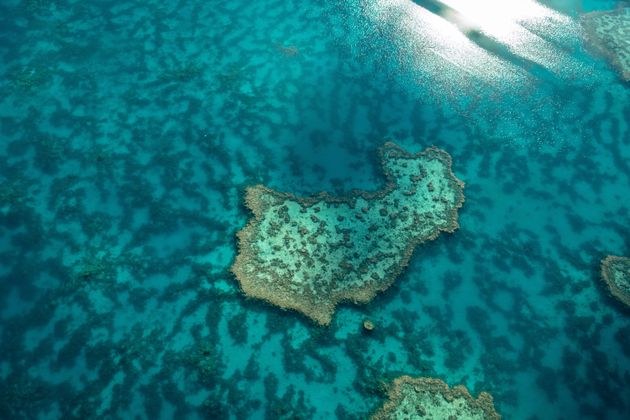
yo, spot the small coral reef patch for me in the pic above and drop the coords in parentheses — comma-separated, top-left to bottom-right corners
(232, 142, 464, 325)
(601, 255, 630, 308)
(581, 7, 630, 81)
(371, 376, 500, 420)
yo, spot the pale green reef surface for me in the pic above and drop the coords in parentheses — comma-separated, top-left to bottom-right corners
(370, 376, 500, 420)
(581, 7, 630, 81)
(601, 255, 630, 308)
(233, 142, 464, 325)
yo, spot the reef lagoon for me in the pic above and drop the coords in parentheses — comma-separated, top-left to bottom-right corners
(1, 0, 629, 419)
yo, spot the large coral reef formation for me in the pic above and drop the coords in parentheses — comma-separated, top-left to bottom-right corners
(371, 376, 500, 420)
(601, 255, 630, 308)
(581, 7, 630, 82)
(232, 142, 465, 325)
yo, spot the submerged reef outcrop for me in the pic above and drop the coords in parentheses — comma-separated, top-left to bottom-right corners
(232, 142, 464, 325)
(601, 256, 630, 308)
(581, 7, 630, 81)
(371, 376, 500, 420)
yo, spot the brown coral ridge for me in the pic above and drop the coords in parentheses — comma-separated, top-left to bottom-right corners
(232, 142, 465, 325)
(371, 376, 500, 420)
(581, 8, 630, 82)
(601, 255, 630, 308)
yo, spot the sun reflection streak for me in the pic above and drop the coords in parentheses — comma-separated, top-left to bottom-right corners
(439, 0, 577, 71)
(364, 0, 526, 87)
(440, 0, 570, 34)
(361, 0, 595, 148)
(364, 0, 584, 87)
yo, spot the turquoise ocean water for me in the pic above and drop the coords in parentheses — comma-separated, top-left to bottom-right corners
(1, 0, 629, 418)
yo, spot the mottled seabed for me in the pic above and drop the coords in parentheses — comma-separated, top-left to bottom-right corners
(0, 0, 629, 419)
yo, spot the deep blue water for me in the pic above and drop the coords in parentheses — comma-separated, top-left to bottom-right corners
(0, 0, 629, 419)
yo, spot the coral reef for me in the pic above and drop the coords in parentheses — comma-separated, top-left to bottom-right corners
(233, 142, 465, 325)
(276, 44, 299, 57)
(601, 256, 630, 308)
(371, 376, 500, 420)
(10, 66, 49, 90)
(581, 7, 630, 81)
(159, 61, 203, 83)
(2, 0, 629, 417)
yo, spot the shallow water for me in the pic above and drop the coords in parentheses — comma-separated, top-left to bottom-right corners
(0, 0, 629, 419)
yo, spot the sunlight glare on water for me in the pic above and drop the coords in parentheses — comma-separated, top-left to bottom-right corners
(441, 0, 580, 72)
(365, 0, 586, 89)
(364, 0, 525, 87)
(441, 0, 570, 38)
